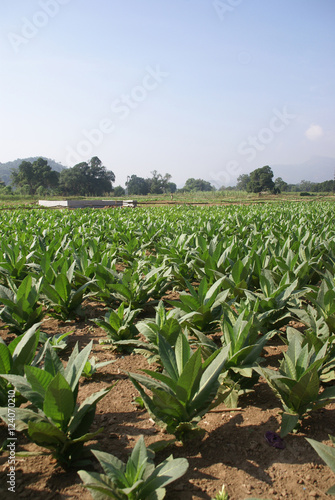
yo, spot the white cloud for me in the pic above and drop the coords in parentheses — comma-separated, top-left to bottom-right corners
(305, 124, 324, 141)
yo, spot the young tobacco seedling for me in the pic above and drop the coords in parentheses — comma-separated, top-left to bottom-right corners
(168, 277, 229, 333)
(78, 435, 189, 499)
(129, 333, 229, 441)
(42, 261, 95, 320)
(109, 265, 172, 310)
(194, 307, 273, 408)
(39, 330, 73, 352)
(119, 301, 184, 365)
(211, 484, 229, 500)
(244, 270, 304, 330)
(256, 328, 335, 436)
(288, 304, 335, 383)
(94, 303, 141, 352)
(0, 341, 113, 467)
(82, 356, 115, 378)
(306, 435, 335, 495)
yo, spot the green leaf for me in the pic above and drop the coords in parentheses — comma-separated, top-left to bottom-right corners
(44, 344, 65, 377)
(280, 412, 299, 437)
(64, 341, 93, 392)
(158, 335, 179, 382)
(176, 348, 202, 402)
(289, 370, 320, 412)
(78, 470, 124, 499)
(91, 449, 126, 479)
(0, 343, 12, 374)
(306, 437, 335, 473)
(28, 420, 67, 447)
(12, 324, 40, 374)
(190, 347, 228, 413)
(43, 373, 75, 429)
(0, 406, 47, 432)
(25, 366, 53, 398)
(140, 455, 189, 497)
(16, 275, 32, 303)
(175, 333, 191, 376)
(2, 374, 45, 409)
(68, 385, 113, 436)
(54, 274, 71, 302)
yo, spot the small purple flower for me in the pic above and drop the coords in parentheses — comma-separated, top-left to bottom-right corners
(265, 431, 285, 449)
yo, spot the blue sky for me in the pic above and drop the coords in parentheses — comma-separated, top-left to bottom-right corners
(1, 0, 334, 187)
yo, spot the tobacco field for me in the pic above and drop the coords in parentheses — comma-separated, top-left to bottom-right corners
(0, 202, 335, 499)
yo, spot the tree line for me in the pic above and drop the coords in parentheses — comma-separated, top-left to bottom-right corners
(1, 157, 215, 197)
(235, 166, 335, 193)
(0, 159, 333, 197)
(8, 157, 115, 196)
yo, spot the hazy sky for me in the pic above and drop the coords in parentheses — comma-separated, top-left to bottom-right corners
(1, 0, 334, 187)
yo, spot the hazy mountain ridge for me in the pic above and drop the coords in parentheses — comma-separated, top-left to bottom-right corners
(0, 157, 67, 185)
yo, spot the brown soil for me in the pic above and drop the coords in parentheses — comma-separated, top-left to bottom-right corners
(0, 304, 334, 500)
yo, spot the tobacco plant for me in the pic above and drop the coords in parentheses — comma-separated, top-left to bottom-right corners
(109, 265, 172, 310)
(78, 435, 189, 499)
(0, 323, 45, 405)
(42, 261, 95, 320)
(129, 333, 229, 441)
(168, 277, 229, 333)
(121, 301, 184, 364)
(94, 303, 141, 352)
(0, 341, 113, 467)
(82, 356, 115, 378)
(256, 328, 335, 436)
(0, 275, 45, 334)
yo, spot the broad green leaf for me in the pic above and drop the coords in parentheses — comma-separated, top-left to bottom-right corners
(306, 437, 335, 476)
(176, 348, 202, 402)
(12, 325, 40, 374)
(2, 374, 45, 409)
(43, 373, 75, 429)
(28, 420, 67, 446)
(16, 275, 32, 303)
(190, 347, 228, 412)
(64, 341, 93, 392)
(175, 333, 191, 376)
(25, 365, 53, 397)
(78, 470, 126, 499)
(289, 371, 320, 413)
(140, 455, 189, 497)
(68, 385, 113, 435)
(54, 274, 71, 302)
(280, 412, 299, 437)
(92, 449, 126, 479)
(0, 343, 12, 374)
(44, 344, 65, 377)
(158, 334, 179, 382)
(0, 406, 47, 432)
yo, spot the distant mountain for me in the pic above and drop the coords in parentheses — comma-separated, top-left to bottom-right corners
(271, 156, 335, 184)
(0, 157, 67, 185)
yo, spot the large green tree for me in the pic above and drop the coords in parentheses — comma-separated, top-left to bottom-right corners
(147, 171, 176, 194)
(126, 171, 175, 195)
(246, 166, 275, 193)
(183, 178, 214, 192)
(11, 158, 59, 195)
(126, 175, 150, 195)
(59, 157, 115, 196)
(236, 174, 251, 191)
(274, 177, 288, 193)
